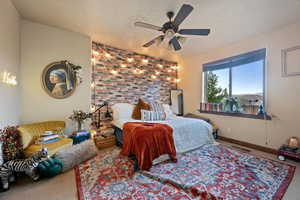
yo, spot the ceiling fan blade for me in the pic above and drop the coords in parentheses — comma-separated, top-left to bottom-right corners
(169, 36, 182, 51)
(173, 4, 194, 27)
(143, 35, 164, 47)
(134, 22, 162, 31)
(179, 29, 210, 35)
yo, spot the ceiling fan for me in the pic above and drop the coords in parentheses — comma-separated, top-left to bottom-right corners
(134, 4, 210, 51)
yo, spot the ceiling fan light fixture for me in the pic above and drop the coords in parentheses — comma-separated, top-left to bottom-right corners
(135, 4, 209, 51)
(165, 29, 175, 39)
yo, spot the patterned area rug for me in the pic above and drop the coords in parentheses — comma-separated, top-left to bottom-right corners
(74, 148, 202, 200)
(75, 145, 295, 200)
(142, 144, 296, 200)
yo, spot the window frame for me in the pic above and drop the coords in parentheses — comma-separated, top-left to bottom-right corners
(201, 48, 269, 120)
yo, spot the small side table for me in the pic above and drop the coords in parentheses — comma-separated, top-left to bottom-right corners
(94, 135, 116, 150)
(277, 145, 300, 161)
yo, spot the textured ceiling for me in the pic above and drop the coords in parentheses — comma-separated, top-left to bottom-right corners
(11, 0, 300, 61)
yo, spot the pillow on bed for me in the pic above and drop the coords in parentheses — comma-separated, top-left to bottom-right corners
(163, 104, 177, 119)
(141, 109, 166, 121)
(132, 99, 150, 120)
(111, 103, 134, 120)
(149, 102, 164, 113)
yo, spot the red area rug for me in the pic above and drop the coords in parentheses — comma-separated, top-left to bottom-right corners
(74, 148, 211, 200)
(75, 145, 295, 200)
(143, 144, 296, 200)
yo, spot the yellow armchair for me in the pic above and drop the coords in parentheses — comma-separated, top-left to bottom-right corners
(18, 121, 73, 157)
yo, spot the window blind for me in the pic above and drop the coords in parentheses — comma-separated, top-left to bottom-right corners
(203, 48, 266, 72)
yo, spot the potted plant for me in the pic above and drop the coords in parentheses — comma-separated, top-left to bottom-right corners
(69, 110, 91, 133)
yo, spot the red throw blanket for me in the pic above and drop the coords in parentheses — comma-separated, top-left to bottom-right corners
(120, 122, 177, 170)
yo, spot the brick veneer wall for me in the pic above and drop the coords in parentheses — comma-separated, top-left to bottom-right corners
(91, 41, 178, 129)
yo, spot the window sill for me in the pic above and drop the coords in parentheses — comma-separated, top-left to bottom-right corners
(198, 110, 272, 120)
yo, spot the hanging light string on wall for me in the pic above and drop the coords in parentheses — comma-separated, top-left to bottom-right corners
(91, 49, 181, 83)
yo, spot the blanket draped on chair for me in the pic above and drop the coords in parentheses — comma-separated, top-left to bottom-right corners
(121, 122, 177, 170)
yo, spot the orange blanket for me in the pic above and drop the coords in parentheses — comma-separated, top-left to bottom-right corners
(120, 122, 177, 170)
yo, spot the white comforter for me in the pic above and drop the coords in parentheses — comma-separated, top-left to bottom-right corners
(112, 116, 215, 153)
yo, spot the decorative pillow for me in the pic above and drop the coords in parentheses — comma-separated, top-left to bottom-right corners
(54, 140, 97, 172)
(149, 102, 165, 113)
(0, 126, 24, 162)
(132, 99, 151, 120)
(163, 104, 177, 120)
(111, 103, 134, 120)
(141, 109, 166, 121)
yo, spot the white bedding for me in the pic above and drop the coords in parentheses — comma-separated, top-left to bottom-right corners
(112, 116, 215, 153)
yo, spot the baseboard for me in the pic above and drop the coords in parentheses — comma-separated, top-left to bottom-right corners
(218, 136, 278, 155)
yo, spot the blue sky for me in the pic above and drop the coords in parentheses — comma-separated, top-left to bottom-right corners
(213, 60, 263, 95)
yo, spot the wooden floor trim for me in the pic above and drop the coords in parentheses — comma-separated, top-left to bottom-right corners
(218, 136, 278, 155)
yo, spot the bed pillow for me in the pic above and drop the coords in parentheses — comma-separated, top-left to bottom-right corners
(141, 109, 166, 121)
(132, 99, 150, 120)
(149, 102, 164, 112)
(111, 103, 134, 120)
(163, 104, 177, 119)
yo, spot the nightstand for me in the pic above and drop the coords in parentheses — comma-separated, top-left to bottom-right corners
(94, 135, 116, 149)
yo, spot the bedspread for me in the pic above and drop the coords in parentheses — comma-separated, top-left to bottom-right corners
(113, 117, 215, 153)
(120, 122, 177, 170)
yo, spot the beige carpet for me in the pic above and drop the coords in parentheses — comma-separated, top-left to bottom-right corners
(1, 142, 299, 200)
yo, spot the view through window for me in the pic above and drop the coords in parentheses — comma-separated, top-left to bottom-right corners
(202, 49, 265, 115)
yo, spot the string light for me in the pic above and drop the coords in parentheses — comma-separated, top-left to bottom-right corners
(91, 58, 96, 64)
(174, 78, 181, 83)
(157, 64, 163, 68)
(90, 105, 96, 112)
(111, 70, 118, 75)
(151, 75, 157, 79)
(105, 53, 112, 58)
(142, 59, 149, 64)
(168, 69, 172, 73)
(92, 50, 99, 56)
(121, 64, 127, 68)
(133, 69, 143, 74)
(91, 82, 95, 88)
(127, 58, 134, 62)
(155, 71, 160, 75)
(171, 65, 180, 70)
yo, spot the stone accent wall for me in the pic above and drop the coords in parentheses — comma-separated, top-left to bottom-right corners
(91, 41, 178, 129)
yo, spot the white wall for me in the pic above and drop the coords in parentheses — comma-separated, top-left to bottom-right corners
(178, 23, 300, 149)
(0, 0, 20, 129)
(20, 20, 91, 134)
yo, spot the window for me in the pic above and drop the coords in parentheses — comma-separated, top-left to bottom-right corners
(201, 49, 266, 118)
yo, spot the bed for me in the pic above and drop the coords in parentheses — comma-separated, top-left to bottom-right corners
(111, 103, 215, 153)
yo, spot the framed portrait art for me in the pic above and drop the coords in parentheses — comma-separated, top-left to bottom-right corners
(42, 61, 80, 99)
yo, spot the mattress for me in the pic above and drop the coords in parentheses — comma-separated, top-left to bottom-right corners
(112, 116, 215, 153)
